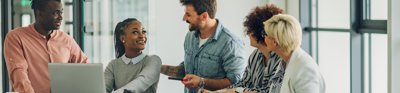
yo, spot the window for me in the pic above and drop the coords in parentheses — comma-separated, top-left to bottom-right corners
(304, 0, 388, 92)
(12, 0, 33, 28)
(364, 33, 388, 93)
(370, 0, 387, 20)
(310, 0, 351, 93)
(364, 33, 370, 93)
(317, 0, 350, 29)
(318, 31, 350, 93)
(363, 0, 388, 92)
(21, 14, 31, 27)
(369, 34, 388, 93)
(63, 0, 74, 35)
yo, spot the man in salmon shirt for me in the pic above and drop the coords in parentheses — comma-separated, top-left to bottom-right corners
(3, 0, 89, 93)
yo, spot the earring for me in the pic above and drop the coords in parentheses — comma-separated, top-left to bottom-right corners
(122, 40, 125, 43)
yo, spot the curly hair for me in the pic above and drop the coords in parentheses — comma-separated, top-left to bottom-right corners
(243, 3, 283, 44)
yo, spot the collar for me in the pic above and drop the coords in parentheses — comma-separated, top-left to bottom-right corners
(287, 47, 302, 65)
(29, 23, 57, 39)
(121, 53, 147, 64)
(194, 19, 223, 41)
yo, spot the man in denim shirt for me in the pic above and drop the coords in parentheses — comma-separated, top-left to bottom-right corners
(161, 0, 246, 93)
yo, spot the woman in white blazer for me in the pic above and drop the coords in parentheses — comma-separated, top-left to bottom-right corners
(262, 14, 326, 93)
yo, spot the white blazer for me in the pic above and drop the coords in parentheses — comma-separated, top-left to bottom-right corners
(280, 48, 326, 93)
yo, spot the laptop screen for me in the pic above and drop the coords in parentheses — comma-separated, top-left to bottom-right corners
(48, 63, 106, 93)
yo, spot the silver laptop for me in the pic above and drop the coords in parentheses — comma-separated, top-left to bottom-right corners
(49, 63, 106, 93)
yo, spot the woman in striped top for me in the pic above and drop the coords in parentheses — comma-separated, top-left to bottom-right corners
(232, 49, 284, 93)
(203, 4, 285, 93)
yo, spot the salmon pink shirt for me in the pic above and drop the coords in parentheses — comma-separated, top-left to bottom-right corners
(4, 24, 89, 93)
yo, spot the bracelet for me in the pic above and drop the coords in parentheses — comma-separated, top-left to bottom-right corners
(200, 78, 205, 87)
(199, 78, 205, 93)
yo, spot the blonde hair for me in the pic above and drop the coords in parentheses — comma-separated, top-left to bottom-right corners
(263, 14, 302, 53)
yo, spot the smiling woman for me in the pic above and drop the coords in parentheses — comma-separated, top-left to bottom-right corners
(82, 0, 151, 68)
(104, 18, 162, 93)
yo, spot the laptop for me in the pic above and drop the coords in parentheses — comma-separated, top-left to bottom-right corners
(48, 63, 106, 93)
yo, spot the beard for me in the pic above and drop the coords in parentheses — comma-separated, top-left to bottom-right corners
(189, 25, 200, 32)
(186, 20, 201, 32)
(44, 20, 60, 30)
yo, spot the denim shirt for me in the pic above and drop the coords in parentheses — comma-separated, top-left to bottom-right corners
(181, 20, 246, 93)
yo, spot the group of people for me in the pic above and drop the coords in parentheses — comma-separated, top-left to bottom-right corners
(3, 0, 326, 93)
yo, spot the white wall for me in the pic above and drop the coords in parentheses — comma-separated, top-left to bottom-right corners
(152, 1, 187, 92)
(151, 0, 269, 92)
(266, 0, 299, 19)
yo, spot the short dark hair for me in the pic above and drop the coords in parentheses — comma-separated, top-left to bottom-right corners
(180, 0, 217, 19)
(114, 18, 139, 58)
(244, 4, 283, 44)
(31, 0, 61, 11)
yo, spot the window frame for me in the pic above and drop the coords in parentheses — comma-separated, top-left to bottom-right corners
(300, 0, 388, 93)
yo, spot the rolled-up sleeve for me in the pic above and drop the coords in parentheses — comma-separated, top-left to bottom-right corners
(221, 40, 246, 84)
(4, 32, 35, 93)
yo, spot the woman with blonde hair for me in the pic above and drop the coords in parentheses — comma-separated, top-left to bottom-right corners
(263, 14, 325, 93)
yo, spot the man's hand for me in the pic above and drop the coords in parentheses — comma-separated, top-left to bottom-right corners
(182, 74, 201, 89)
